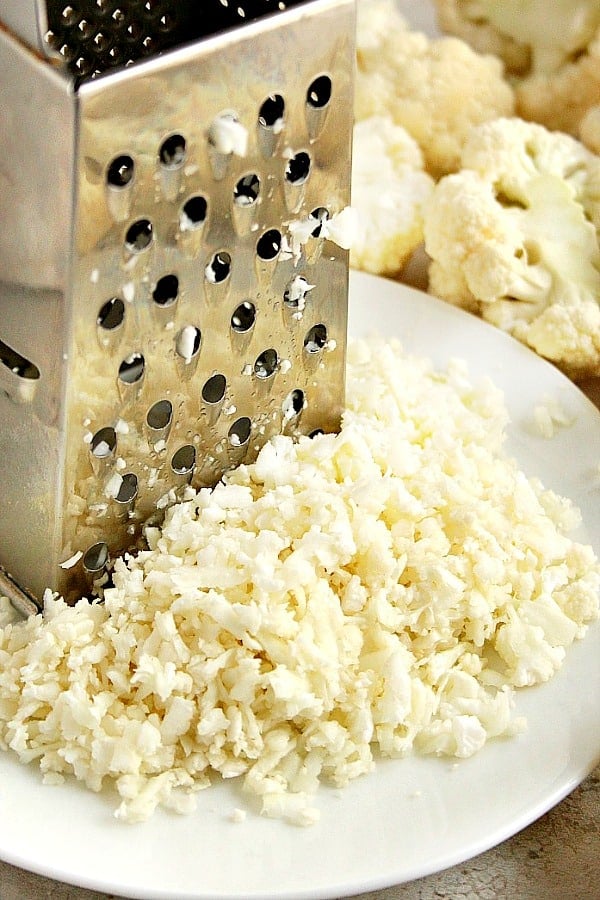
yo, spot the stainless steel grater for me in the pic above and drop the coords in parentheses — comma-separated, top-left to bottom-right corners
(0, 0, 356, 610)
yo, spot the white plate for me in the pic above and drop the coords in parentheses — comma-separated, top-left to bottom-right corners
(1, 272, 599, 900)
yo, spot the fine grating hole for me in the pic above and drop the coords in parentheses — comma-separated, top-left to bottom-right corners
(61, 5, 78, 26)
(125, 219, 153, 253)
(97, 297, 125, 330)
(231, 300, 256, 333)
(307, 74, 332, 109)
(181, 195, 208, 230)
(234, 173, 261, 207)
(171, 444, 196, 475)
(146, 399, 173, 431)
(205, 251, 231, 284)
(106, 154, 135, 188)
(159, 133, 186, 168)
(152, 274, 179, 307)
(118, 352, 145, 384)
(202, 373, 226, 404)
(228, 417, 251, 448)
(285, 152, 311, 186)
(91, 426, 117, 459)
(304, 324, 327, 353)
(254, 348, 279, 379)
(176, 326, 202, 362)
(116, 472, 138, 504)
(309, 206, 330, 237)
(259, 93, 285, 128)
(283, 388, 305, 419)
(256, 229, 281, 261)
(83, 541, 109, 574)
(126, 19, 143, 41)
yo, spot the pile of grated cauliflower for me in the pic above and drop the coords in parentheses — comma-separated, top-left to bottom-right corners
(1, 337, 598, 826)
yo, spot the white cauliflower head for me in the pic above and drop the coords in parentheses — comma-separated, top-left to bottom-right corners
(434, 0, 600, 136)
(355, 0, 515, 178)
(424, 117, 600, 380)
(350, 116, 434, 278)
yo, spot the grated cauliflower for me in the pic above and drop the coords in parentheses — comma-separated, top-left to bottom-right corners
(434, 0, 600, 138)
(355, 0, 515, 178)
(1, 337, 598, 826)
(350, 117, 434, 278)
(424, 117, 600, 381)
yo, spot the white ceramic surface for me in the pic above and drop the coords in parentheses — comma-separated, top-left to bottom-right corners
(0, 273, 599, 900)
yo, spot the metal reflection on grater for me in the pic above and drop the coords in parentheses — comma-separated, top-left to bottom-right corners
(0, 0, 355, 605)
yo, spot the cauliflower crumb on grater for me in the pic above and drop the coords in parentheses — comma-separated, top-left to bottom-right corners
(0, 337, 598, 826)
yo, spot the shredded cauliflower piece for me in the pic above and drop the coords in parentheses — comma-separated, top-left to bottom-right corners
(424, 117, 600, 380)
(0, 338, 598, 825)
(350, 117, 434, 278)
(355, 0, 515, 177)
(434, 0, 600, 137)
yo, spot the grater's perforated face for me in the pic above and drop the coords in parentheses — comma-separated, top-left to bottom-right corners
(44, 1, 314, 81)
(53, 1, 354, 600)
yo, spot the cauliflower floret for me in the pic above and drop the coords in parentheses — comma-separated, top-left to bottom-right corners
(355, 0, 515, 178)
(434, 0, 600, 136)
(424, 117, 600, 381)
(350, 117, 434, 278)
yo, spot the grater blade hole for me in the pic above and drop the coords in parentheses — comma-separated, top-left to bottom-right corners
(158, 12, 176, 32)
(93, 30, 110, 51)
(61, 5, 78, 26)
(125, 219, 153, 253)
(74, 54, 95, 77)
(181, 196, 208, 231)
(254, 348, 279, 379)
(126, 20, 144, 41)
(116, 473, 138, 504)
(228, 417, 251, 448)
(259, 94, 285, 129)
(202, 373, 227, 404)
(309, 207, 330, 237)
(284, 275, 313, 309)
(283, 388, 305, 420)
(159, 134, 186, 168)
(307, 74, 332, 109)
(107, 154, 135, 190)
(234, 174, 261, 207)
(231, 301, 256, 333)
(171, 445, 196, 476)
(152, 274, 179, 307)
(176, 326, 202, 362)
(91, 426, 117, 459)
(205, 252, 231, 284)
(83, 541, 109, 574)
(284, 152, 311, 186)
(111, 8, 126, 29)
(118, 352, 145, 384)
(146, 399, 173, 431)
(256, 229, 282, 261)
(0, 337, 40, 381)
(304, 323, 327, 354)
(77, 18, 94, 40)
(97, 297, 125, 330)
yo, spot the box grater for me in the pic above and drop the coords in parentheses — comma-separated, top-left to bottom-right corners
(0, 0, 356, 612)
